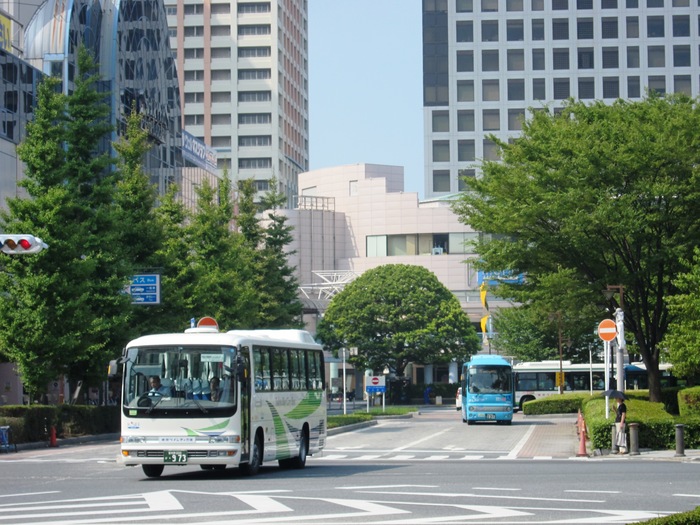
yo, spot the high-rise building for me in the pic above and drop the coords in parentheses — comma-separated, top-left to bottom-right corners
(423, 0, 700, 199)
(164, 0, 309, 205)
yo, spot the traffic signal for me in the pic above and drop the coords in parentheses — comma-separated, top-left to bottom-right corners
(0, 234, 48, 255)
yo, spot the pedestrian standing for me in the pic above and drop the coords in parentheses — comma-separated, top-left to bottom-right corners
(615, 397, 628, 454)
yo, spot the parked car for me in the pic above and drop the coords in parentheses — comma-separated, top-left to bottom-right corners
(455, 386, 462, 411)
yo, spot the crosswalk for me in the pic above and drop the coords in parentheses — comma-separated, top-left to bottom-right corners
(314, 451, 585, 461)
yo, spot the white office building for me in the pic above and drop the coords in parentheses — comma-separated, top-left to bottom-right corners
(164, 0, 308, 205)
(423, 0, 700, 199)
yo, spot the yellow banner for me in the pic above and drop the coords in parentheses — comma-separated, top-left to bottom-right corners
(0, 14, 11, 51)
(479, 282, 489, 310)
(480, 315, 489, 334)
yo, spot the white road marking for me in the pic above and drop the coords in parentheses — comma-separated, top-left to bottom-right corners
(505, 423, 536, 459)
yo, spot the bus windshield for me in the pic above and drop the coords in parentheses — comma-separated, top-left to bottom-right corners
(123, 345, 237, 413)
(468, 365, 512, 394)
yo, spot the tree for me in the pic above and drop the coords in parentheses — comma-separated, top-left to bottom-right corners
(0, 47, 137, 397)
(663, 247, 700, 384)
(316, 264, 480, 377)
(453, 94, 700, 402)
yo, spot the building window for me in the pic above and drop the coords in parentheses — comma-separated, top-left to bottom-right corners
(238, 69, 271, 80)
(457, 21, 474, 42)
(532, 19, 545, 40)
(553, 78, 570, 99)
(508, 109, 524, 130)
(674, 45, 691, 67)
(532, 0, 544, 9)
(507, 20, 524, 41)
(211, 136, 231, 148)
(673, 15, 690, 37)
(432, 171, 451, 193)
(184, 48, 204, 59)
(578, 48, 594, 69)
(212, 114, 231, 125)
(458, 170, 476, 191)
(552, 19, 569, 40)
(533, 78, 546, 99)
(238, 46, 271, 57)
(458, 140, 476, 161)
(483, 139, 500, 161)
(433, 140, 450, 162)
(210, 25, 231, 37)
(239, 135, 271, 146)
(577, 0, 593, 6)
(626, 17, 639, 38)
(647, 16, 665, 38)
(184, 92, 205, 103)
(238, 158, 272, 169)
(674, 75, 692, 95)
(211, 70, 232, 81)
(602, 0, 618, 6)
(366, 235, 387, 257)
(482, 20, 499, 42)
(238, 24, 271, 36)
(627, 0, 639, 6)
(457, 110, 475, 131)
(506, 0, 524, 10)
(648, 75, 666, 95)
(184, 114, 204, 125)
(239, 113, 272, 124)
(628, 76, 641, 97)
(507, 49, 525, 70)
(578, 77, 595, 99)
(508, 79, 525, 100)
(184, 70, 205, 81)
(482, 79, 500, 101)
(603, 77, 619, 98)
(183, 26, 205, 37)
(482, 0, 498, 11)
(532, 49, 545, 70)
(238, 2, 271, 13)
(211, 3, 230, 14)
(482, 50, 499, 71)
(456, 0, 474, 12)
(552, 0, 568, 8)
(627, 46, 640, 67)
(483, 109, 500, 131)
(577, 18, 593, 39)
(601, 18, 618, 38)
(432, 111, 449, 132)
(648, 46, 666, 67)
(184, 4, 204, 14)
(211, 47, 231, 59)
(553, 49, 569, 69)
(602, 48, 619, 68)
(457, 80, 474, 101)
(238, 91, 271, 102)
(646, 0, 663, 6)
(457, 51, 474, 72)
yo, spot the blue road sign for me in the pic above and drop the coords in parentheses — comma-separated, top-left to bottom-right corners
(128, 274, 160, 305)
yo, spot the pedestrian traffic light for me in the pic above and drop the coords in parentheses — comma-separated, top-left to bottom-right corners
(0, 234, 48, 255)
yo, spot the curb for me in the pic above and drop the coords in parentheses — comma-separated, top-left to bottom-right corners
(328, 420, 377, 436)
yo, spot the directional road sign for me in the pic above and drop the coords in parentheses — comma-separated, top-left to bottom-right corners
(127, 274, 161, 305)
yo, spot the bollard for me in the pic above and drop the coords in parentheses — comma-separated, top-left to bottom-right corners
(629, 423, 640, 456)
(675, 424, 685, 457)
(49, 425, 58, 448)
(611, 424, 618, 454)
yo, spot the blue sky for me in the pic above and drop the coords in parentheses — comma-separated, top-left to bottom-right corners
(308, 0, 425, 198)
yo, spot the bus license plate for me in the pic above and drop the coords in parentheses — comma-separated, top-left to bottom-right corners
(164, 451, 187, 464)
(486, 414, 496, 420)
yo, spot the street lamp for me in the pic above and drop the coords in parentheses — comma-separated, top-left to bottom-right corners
(603, 284, 624, 309)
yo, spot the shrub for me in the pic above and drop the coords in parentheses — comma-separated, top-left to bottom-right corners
(638, 506, 700, 524)
(522, 393, 589, 415)
(678, 386, 700, 418)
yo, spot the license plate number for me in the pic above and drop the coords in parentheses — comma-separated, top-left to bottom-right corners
(486, 414, 496, 420)
(164, 451, 188, 463)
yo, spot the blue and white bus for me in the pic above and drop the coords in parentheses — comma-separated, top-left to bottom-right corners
(460, 355, 514, 425)
(117, 319, 326, 478)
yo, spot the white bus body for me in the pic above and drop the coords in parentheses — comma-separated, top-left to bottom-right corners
(117, 326, 326, 478)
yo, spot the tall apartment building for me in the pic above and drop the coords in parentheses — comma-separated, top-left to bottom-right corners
(423, 0, 700, 199)
(165, 0, 309, 205)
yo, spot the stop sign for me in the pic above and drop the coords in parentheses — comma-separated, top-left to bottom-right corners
(598, 319, 617, 341)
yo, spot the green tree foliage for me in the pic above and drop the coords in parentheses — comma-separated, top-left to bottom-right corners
(453, 94, 700, 402)
(663, 248, 700, 383)
(316, 264, 480, 377)
(0, 47, 135, 397)
(237, 179, 303, 328)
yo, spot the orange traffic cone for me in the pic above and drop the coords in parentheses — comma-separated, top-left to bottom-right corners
(49, 425, 58, 448)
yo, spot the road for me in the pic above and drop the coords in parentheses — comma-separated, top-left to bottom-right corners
(0, 407, 698, 524)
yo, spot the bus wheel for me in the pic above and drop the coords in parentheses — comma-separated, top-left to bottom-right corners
(142, 464, 164, 478)
(241, 433, 263, 476)
(291, 430, 308, 469)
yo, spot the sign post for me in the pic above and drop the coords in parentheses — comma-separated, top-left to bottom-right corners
(598, 319, 617, 419)
(365, 375, 386, 413)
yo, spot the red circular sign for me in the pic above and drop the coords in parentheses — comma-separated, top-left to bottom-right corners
(598, 319, 617, 341)
(371, 377, 379, 385)
(197, 317, 219, 329)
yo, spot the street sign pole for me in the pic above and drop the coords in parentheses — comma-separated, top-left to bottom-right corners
(598, 319, 618, 420)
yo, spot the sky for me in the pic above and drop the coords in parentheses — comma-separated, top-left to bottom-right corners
(307, 0, 425, 198)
